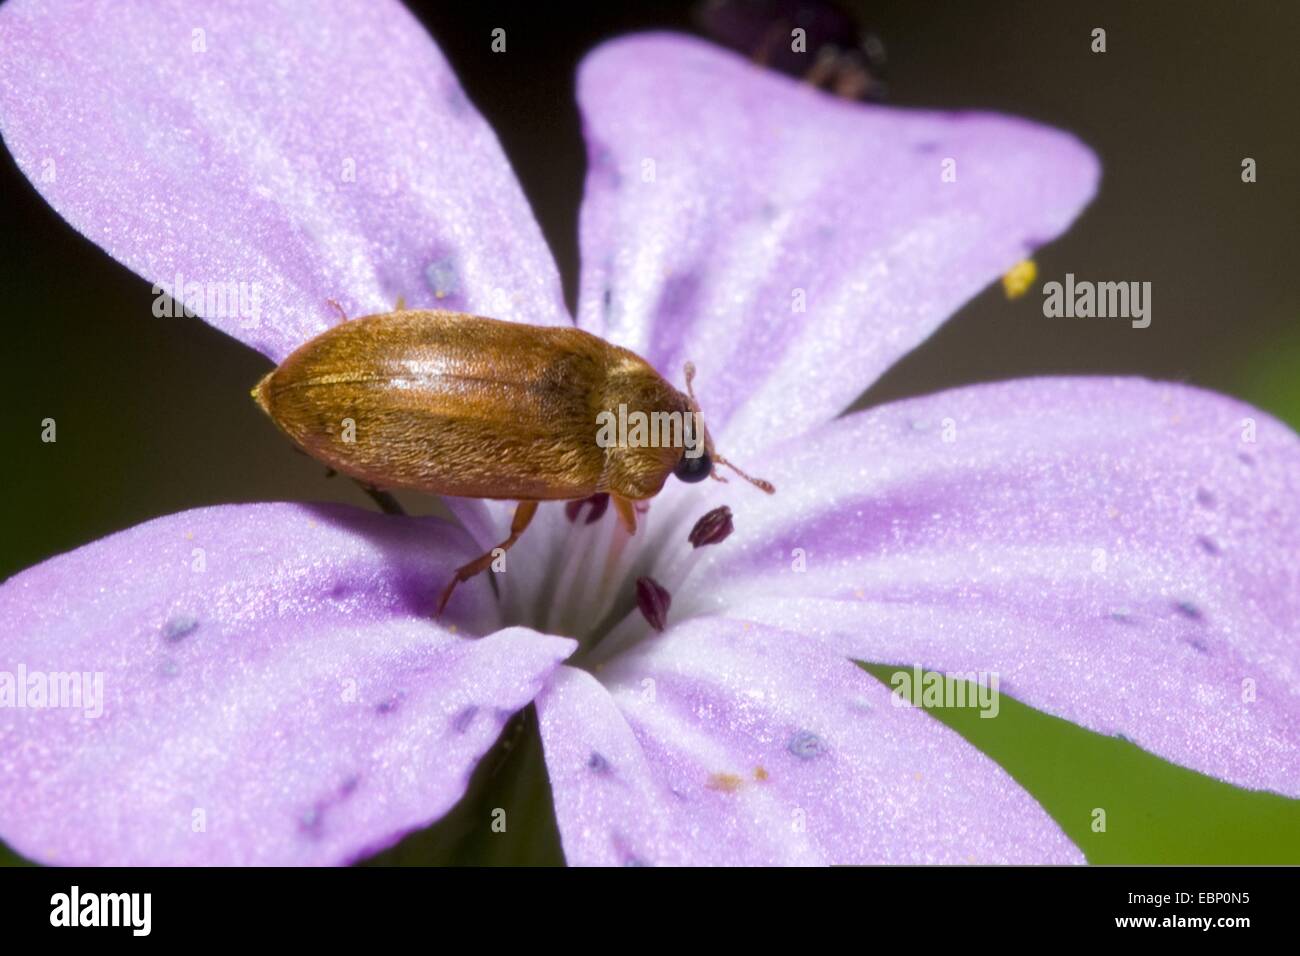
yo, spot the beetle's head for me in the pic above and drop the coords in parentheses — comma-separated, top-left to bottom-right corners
(675, 362, 775, 494)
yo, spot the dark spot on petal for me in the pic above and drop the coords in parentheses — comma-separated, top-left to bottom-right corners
(451, 705, 479, 734)
(587, 751, 612, 775)
(689, 506, 734, 548)
(914, 140, 939, 153)
(1183, 636, 1210, 654)
(329, 583, 352, 599)
(376, 691, 406, 715)
(298, 805, 324, 838)
(654, 272, 701, 324)
(1174, 600, 1203, 621)
(162, 615, 199, 643)
(1107, 609, 1138, 626)
(1196, 488, 1217, 509)
(787, 730, 827, 760)
(444, 86, 470, 117)
(1197, 535, 1221, 556)
(1238, 452, 1256, 468)
(624, 855, 650, 867)
(635, 576, 672, 633)
(339, 775, 361, 798)
(588, 142, 621, 188)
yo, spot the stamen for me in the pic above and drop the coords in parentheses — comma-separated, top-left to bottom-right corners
(565, 493, 610, 525)
(635, 576, 672, 632)
(689, 506, 734, 548)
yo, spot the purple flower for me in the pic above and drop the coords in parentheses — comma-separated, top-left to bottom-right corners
(1, 0, 1297, 866)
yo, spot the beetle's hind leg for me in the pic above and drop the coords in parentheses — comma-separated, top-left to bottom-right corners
(436, 500, 539, 616)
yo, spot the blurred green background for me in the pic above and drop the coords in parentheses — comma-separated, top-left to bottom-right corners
(1, 0, 1297, 865)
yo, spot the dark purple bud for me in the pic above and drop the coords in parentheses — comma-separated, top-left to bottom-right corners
(635, 576, 672, 632)
(565, 493, 610, 524)
(689, 505, 734, 548)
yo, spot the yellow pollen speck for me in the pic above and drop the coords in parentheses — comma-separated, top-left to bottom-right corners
(184, 532, 193, 541)
(754, 766, 769, 782)
(707, 772, 744, 793)
(914, 772, 923, 782)
(1001, 258, 1037, 299)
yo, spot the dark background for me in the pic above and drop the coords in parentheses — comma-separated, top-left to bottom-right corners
(2, 0, 1297, 579)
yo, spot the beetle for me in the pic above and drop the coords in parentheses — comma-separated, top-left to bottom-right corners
(252, 309, 773, 613)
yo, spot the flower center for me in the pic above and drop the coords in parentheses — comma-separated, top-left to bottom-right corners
(495, 492, 721, 669)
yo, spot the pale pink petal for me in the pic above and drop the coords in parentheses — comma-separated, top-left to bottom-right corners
(537, 620, 1080, 865)
(0, 0, 568, 362)
(0, 503, 574, 864)
(662, 378, 1300, 796)
(574, 33, 1098, 453)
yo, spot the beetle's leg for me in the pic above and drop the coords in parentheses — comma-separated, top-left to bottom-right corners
(436, 500, 539, 615)
(611, 495, 638, 535)
(356, 481, 406, 516)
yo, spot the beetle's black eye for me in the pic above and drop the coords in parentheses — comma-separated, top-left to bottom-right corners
(674, 450, 712, 483)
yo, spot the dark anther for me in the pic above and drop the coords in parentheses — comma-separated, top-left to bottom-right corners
(565, 493, 610, 524)
(689, 505, 734, 548)
(635, 576, 672, 633)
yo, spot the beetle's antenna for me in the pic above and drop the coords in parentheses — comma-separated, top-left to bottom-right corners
(682, 362, 776, 495)
(714, 454, 776, 494)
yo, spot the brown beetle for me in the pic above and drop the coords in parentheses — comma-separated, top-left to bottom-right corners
(253, 309, 773, 612)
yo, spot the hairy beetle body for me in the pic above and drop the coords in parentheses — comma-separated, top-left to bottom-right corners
(253, 309, 772, 614)
(255, 310, 687, 501)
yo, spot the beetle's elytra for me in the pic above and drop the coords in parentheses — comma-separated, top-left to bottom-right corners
(253, 309, 772, 612)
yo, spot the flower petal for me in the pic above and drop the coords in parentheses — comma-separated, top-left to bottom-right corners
(573, 33, 1098, 452)
(537, 621, 1080, 865)
(674, 378, 1300, 796)
(0, 0, 567, 362)
(0, 503, 574, 864)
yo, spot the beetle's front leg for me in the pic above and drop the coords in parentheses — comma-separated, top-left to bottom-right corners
(436, 500, 539, 615)
(611, 495, 638, 535)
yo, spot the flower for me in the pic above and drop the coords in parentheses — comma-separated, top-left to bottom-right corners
(1, 0, 1297, 866)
